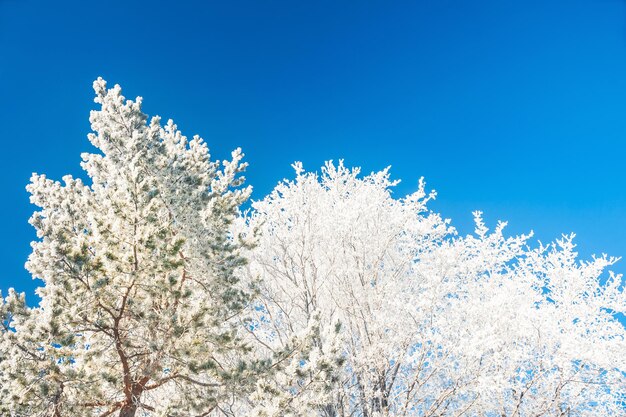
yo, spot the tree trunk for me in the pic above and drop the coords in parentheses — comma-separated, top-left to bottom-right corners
(118, 403, 138, 417)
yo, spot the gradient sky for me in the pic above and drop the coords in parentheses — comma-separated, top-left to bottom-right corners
(1, 0, 625, 303)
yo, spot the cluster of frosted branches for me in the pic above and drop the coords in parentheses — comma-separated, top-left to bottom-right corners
(238, 161, 625, 417)
(1, 80, 624, 417)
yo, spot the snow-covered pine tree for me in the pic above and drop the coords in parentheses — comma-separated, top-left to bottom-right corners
(0, 79, 256, 417)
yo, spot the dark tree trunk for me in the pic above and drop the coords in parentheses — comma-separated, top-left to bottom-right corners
(118, 403, 138, 417)
(118, 378, 148, 417)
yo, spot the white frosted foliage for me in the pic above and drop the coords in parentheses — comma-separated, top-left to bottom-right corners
(1, 79, 255, 417)
(1, 80, 624, 417)
(238, 161, 626, 417)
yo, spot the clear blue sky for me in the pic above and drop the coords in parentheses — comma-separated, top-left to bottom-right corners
(1, 0, 625, 302)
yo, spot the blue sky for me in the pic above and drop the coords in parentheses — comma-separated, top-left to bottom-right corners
(1, 0, 625, 302)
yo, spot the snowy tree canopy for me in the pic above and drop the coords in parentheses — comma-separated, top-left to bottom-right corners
(1, 80, 624, 417)
(1, 79, 259, 417)
(239, 162, 625, 416)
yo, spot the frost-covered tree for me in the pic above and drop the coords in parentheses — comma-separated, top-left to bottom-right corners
(1, 80, 625, 417)
(0, 79, 257, 417)
(239, 161, 626, 417)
